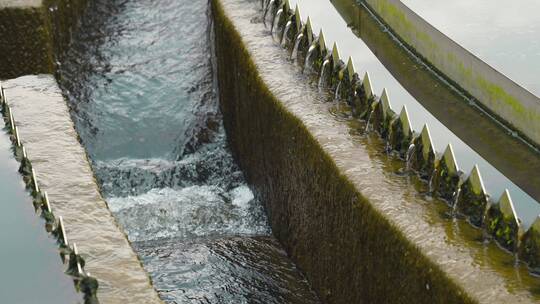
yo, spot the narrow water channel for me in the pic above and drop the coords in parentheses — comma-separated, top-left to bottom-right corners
(57, 0, 319, 302)
(0, 122, 80, 303)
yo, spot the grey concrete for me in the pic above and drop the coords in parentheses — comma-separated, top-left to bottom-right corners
(364, 0, 540, 148)
(3, 75, 162, 304)
(0, 0, 41, 8)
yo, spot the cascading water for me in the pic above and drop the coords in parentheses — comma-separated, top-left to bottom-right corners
(291, 33, 304, 61)
(303, 44, 316, 73)
(334, 80, 342, 100)
(365, 110, 373, 132)
(406, 143, 415, 171)
(263, 0, 275, 27)
(272, 9, 283, 39)
(318, 59, 330, 89)
(281, 20, 293, 46)
(57, 0, 319, 302)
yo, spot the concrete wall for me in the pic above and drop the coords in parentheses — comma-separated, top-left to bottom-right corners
(212, 0, 536, 302)
(0, 0, 87, 78)
(364, 0, 540, 148)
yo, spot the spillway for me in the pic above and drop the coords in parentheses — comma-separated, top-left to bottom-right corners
(0, 0, 539, 302)
(57, 0, 319, 302)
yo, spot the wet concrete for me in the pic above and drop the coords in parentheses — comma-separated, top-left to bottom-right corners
(2, 75, 162, 304)
(328, 0, 540, 222)
(214, 0, 540, 302)
(287, 0, 540, 229)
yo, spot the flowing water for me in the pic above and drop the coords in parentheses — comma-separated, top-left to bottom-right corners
(0, 123, 80, 303)
(57, 0, 319, 302)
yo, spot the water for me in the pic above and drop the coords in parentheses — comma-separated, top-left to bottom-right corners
(291, 33, 304, 60)
(58, 0, 319, 302)
(401, 0, 540, 97)
(0, 122, 80, 303)
(289, 0, 540, 228)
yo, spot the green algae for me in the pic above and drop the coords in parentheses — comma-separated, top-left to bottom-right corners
(520, 222, 540, 274)
(212, 1, 476, 302)
(0, 0, 87, 78)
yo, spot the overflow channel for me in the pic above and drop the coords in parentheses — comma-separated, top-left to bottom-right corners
(57, 0, 320, 302)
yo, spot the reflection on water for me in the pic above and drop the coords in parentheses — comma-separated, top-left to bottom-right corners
(58, 0, 319, 302)
(0, 123, 80, 303)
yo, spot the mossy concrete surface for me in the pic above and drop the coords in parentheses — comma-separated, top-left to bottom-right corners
(212, 0, 535, 302)
(0, 0, 87, 79)
(363, 0, 540, 149)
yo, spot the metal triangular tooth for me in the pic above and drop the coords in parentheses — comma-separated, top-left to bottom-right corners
(468, 165, 486, 196)
(294, 5, 302, 31)
(318, 29, 326, 52)
(442, 143, 459, 175)
(379, 88, 392, 118)
(59, 216, 68, 246)
(362, 72, 373, 98)
(14, 126, 21, 147)
(420, 124, 434, 161)
(31, 168, 39, 193)
(44, 191, 52, 213)
(283, 0, 290, 12)
(9, 109, 15, 132)
(331, 42, 340, 68)
(346, 57, 355, 80)
(398, 105, 412, 137)
(305, 17, 313, 43)
(72, 243, 83, 275)
(530, 215, 540, 233)
(498, 189, 521, 228)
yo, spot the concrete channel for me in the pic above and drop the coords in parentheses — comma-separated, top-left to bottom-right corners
(1, 0, 539, 302)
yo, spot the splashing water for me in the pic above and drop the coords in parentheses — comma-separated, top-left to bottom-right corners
(57, 0, 319, 302)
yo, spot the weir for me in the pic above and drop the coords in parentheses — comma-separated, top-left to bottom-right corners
(0, 0, 539, 302)
(0, 106, 81, 303)
(213, 0, 540, 302)
(1, 76, 161, 303)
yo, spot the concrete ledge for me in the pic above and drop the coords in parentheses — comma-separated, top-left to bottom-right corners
(3, 75, 162, 304)
(212, 0, 536, 302)
(362, 0, 540, 148)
